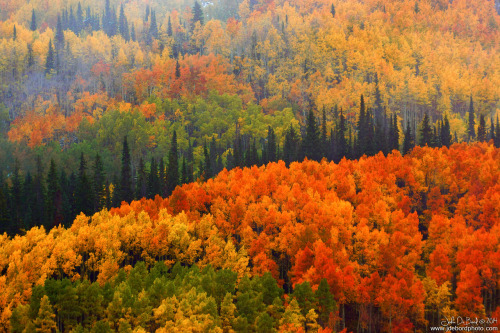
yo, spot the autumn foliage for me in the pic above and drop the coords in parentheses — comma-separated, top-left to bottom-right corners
(0, 143, 498, 331)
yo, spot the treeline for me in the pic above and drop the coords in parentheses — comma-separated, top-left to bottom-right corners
(10, 262, 336, 332)
(2, 94, 499, 236)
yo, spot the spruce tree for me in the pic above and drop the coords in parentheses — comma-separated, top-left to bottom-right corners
(391, 113, 400, 151)
(330, 4, 336, 17)
(203, 141, 212, 178)
(30, 9, 37, 31)
(403, 120, 415, 155)
(46, 159, 62, 228)
(131, 24, 136, 42)
(33, 156, 46, 228)
(418, 112, 433, 146)
(147, 158, 159, 199)
(302, 109, 321, 161)
(119, 4, 130, 41)
(284, 125, 300, 166)
(167, 16, 173, 37)
(266, 126, 277, 163)
(9, 158, 22, 233)
(181, 156, 188, 185)
(495, 116, 500, 148)
(490, 117, 495, 142)
(0, 176, 9, 234)
(167, 131, 179, 195)
(118, 136, 133, 203)
(336, 109, 348, 162)
(467, 96, 475, 141)
(76, 2, 84, 33)
(45, 40, 55, 74)
(76, 153, 94, 216)
(13, 25, 17, 41)
(441, 114, 452, 147)
(356, 95, 367, 157)
(321, 108, 328, 158)
(175, 60, 181, 78)
(135, 158, 147, 199)
(69, 6, 76, 33)
(56, 15, 65, 48)
(192, 1, 204, 31)
(93, 153, 105, 211)
(477, 114, 486, 142)
(209, 137, 217, 173)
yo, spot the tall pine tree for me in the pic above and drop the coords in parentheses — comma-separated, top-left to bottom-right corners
(167, 131, 179, 195)
(117, 136, 133, 204)
(467, 96, 475, 141)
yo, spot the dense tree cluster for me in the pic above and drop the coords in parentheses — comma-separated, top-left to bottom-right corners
(3, 94, 498, 236)
(0, 143, 499, 332)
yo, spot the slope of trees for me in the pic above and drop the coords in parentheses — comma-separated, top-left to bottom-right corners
(0, 143, 498, 332)
(0, 0, 498, 152)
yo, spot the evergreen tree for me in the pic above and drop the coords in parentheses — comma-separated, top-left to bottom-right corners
(93, 153, 105, 211)
(76, 153, 94, 216)
(365, 109, 376, 156)
(167, 131, 179, 195)
(203, 141, 212, 178)
(441, 114, 452, 147)
(158, 158, 167, 197)
(209, 137, 217, 174)
(0, 175, 10, 235)
(283, 125, 300, 166)
(167, 16, 173, 37)
(495, 116, 500, 148)
(321, 107, 328, 158)
(145, 5, 150, 22)
(403, 119, 415, 154)
(147, 10, 158, 44)
(192, 1, 204, 31)
(45, 40, 55, 74)
(356, 95, 367, 157)
(46, 159, 62, 228)
(302, 109, 321, 161)
(76, 2, 84, 33)
(30, 9, 37, 31)
(10, 160, 22, 233)
(118, 136, 133, 204)
(467, 96, 475, 141)
(330, 3, 336, 17)
(490, 117, 495, 142)
(55, 15, 65, 48)
(13, 24, 17, 41)
(135, 158, 147, 199)
(147, 158, 159, 199)
(390, 113, 400, 152)
(175, 60, 181, 78)
(119, 4, 130, 41)
(33, 156, 46, 228)
(335, 109, 348, 162)
(27, 44, 35, 68)
(22, 173, 34, 230)
(266, 126, 277, 163)
(418, 112, 433, 146)
(181, 156, 188, 185)
(131, 24, 136, 42)
(477, 114, 486, 142)
(69, 6, 76, 33)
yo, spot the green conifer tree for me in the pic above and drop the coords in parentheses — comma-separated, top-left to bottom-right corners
(167, 131, 179, 195)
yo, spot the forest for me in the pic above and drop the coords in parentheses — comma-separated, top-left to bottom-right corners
(0, 0, 499, 332)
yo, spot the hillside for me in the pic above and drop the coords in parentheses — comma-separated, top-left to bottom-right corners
(0, 143, 498, 332)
